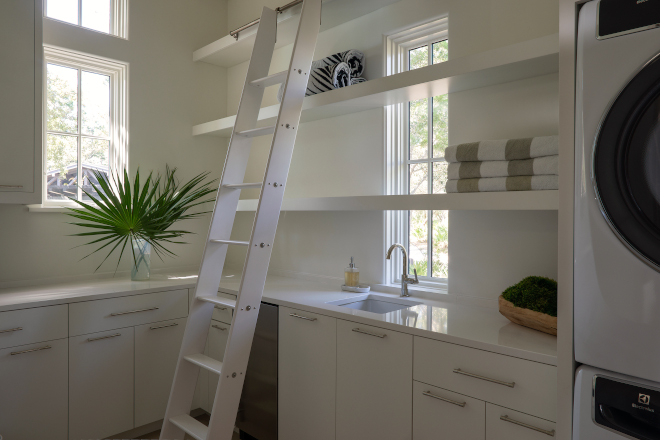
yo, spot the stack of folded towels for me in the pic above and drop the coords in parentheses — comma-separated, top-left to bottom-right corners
(444, 135, 559, 193)
(277, 49, 366, 102)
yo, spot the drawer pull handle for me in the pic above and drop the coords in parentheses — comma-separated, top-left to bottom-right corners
(352, 328, 386, 338)
(500, 415, 555, 436)
(0, 185, 23, 188)
(88, 333, 121, 342)
(212, 324, 228, 331)
(10, 345, 51, 356)
(422, 390, 466, 407)
(215, 306, 228, 311)
(0, 327, 23, 334)
(453, 368, 515, 388)
(150, 322, 179, 330)
(110, 306, 159, 316)
(290, 313, 317, 321)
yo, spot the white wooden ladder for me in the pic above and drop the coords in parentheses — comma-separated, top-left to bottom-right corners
(160, 2, 322, 439)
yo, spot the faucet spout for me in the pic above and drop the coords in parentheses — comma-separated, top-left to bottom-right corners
(386, 243, 419, 297)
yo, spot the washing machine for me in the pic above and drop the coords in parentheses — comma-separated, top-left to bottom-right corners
(575, 0, 660, 385)
(574, 365, 660, 440)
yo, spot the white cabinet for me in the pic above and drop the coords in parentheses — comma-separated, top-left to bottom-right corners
(337, 320, 413, 440)
(279, 307, 336, 440)
(486, 403, 556, 440)
(413, 381, 485, 440)
(207, 320, 231, 411)
(69, 328, 134, 440)
(135, 318, 187, 427)
(0, 0, 42, 203)
(0, 338, 68, 440)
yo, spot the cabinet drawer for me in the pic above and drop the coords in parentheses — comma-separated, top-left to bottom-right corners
(413, 381, 485, 440)
(69, 289, 188, 336)
(0, 304, 67, 349)
(212, 292, 235, 324)
(414, 336, 557, 421)
(486, 403, 556, 439)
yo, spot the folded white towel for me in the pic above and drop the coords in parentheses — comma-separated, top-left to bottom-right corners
(444, 136, 558, 163)
(447, 155, 558, 180)
(445, 175, 558, 193)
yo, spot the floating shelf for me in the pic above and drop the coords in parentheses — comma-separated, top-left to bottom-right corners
(235, 191, 559, 211)
(193, 34, 559, 138)
(194, 0, 400, 68)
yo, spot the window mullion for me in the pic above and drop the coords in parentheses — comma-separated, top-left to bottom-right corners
(77, 69, 82, 201)
(78, 0, 82, 26)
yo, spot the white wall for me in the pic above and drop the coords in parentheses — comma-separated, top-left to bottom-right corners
(0, 0, 229, 286)
(222, 0, 559, 303)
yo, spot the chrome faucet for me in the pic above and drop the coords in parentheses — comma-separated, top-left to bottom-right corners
(386, 243, 419, 297)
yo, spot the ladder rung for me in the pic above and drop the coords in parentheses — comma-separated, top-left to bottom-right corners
(250, 70, 287, 88)
(184, 353, 224, 375)
(197, 295, 237, 309)
(209, 239, 249, 246)
(223, 182, 262, 189)
(236, 126, 276, 138)
(169, 414, 208, 440)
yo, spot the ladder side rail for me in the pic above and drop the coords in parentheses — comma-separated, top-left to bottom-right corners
(159, 8, 279, 440)
(206, 0, 323, 438)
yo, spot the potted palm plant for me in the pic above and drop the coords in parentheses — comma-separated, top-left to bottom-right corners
(66, 166, 217, 280)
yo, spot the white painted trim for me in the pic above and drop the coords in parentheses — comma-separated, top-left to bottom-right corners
(43, 45, 129, 205)
(43, 0, 128, 39)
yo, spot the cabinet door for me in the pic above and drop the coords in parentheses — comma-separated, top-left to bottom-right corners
(0, 0, 40, 201)
(135, 318, 187, 427)
(486, 403, 556, 440)
(208, 320, 231, 412)
(0, 339, 68, 440)
(413, 381, 485, 440)
(69, 328, 134, 440)
(337, 320, 413, 440)
(279, 307, 336, 440)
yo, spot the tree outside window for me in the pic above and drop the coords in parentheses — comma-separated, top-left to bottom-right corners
(407, 40, 449, 279)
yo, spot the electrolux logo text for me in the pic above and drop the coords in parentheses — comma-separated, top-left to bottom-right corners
(638, 0, 649, 4)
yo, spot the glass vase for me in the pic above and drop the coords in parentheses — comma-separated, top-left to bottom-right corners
(131, 238, 151, 281)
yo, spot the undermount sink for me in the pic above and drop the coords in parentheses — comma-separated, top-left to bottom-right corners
(327, 294, 422, 314)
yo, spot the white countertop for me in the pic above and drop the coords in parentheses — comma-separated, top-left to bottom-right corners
(0, 271, 557, 366)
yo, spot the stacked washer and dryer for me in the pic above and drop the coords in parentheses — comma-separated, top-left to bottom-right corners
(575, 1, 660, 439)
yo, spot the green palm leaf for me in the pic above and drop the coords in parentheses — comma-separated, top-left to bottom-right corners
(67, 166, 217, 272)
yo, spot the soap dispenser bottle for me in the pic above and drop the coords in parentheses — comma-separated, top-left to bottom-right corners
(344, 257, 360, 287)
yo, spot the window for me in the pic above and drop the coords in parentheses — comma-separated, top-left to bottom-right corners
(385, 17, 449, 288)
(45, 0, 128, 38)
(44, 46, 128, 204)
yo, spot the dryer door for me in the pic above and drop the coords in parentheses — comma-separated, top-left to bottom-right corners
(594, 52, 660, 270)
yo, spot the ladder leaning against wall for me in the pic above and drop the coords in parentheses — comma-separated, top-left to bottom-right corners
(160, 1, 322, 439)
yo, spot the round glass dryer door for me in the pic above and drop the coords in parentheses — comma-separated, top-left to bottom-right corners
(595, 53, 660, 269)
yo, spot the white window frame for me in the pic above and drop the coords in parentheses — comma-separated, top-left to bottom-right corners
(44, 0, 129, 39)
(43, 45, 129, 206)
(385, 16, 448, 291)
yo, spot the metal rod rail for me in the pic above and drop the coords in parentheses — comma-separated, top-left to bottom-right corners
(230, 0, 304, 39)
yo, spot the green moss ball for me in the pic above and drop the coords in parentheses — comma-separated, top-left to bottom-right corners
(502, 276, 557, 317)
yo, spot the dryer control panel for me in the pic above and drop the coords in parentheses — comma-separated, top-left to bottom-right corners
(598, 0, 660, 39)
(595, 375, 660, 439)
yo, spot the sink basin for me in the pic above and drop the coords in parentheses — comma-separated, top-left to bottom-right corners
(327, 294, 422, 314)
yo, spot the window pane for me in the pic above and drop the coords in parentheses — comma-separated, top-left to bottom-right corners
(433, 94, 449, 158)
(409, 46, 429, 70)
(47, 0, 78, 25)
(82, 0, 111, 34)
(409, 163, 429, 195)
(81, 138, 110, 200)
(81, 71, 110, 137)
(409, 98, 429, 160)
(47, 134, 78, 200)
(432, 210, 449, 278)
(47, 64, 78, 134)
(409, 210, 428, 277)
(432, 40, 449, 64)
(432, 161, 448, 194)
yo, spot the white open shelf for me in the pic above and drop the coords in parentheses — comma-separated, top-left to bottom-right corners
(235, 191, 559, 211)
(193, 34, 559, 138)
(194, 0, 400, 68)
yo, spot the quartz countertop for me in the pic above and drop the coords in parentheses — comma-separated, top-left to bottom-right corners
(0, 271, 557, 366)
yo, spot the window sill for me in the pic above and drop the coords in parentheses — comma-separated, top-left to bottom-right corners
(373, 282, 448, 299)
(27, 204, 80, 213)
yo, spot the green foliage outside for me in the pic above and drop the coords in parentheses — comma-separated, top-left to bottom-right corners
(502, 276, 558, 317)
